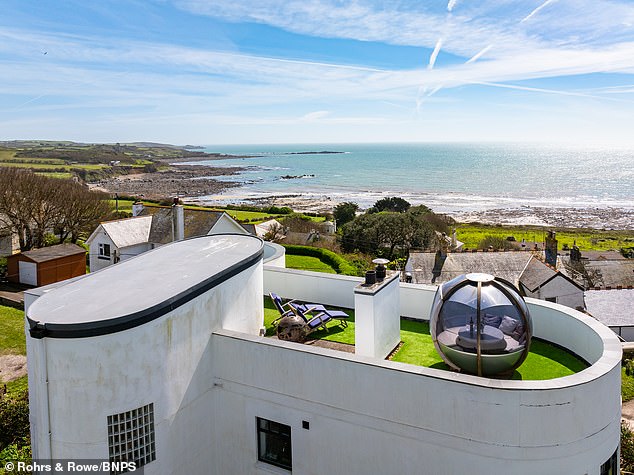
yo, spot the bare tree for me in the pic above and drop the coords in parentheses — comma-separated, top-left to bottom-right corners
(55, 181, 112, 243)
(0, 168, 112, 250)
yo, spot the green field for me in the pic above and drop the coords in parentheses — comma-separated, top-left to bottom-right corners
(456, 223, 634, 251)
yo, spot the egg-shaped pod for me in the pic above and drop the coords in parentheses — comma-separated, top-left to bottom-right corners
(430, 273, 532, 377)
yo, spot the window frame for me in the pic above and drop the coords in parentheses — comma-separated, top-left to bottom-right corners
(98, 242, 111, 260)
(256, 417, 292, 472)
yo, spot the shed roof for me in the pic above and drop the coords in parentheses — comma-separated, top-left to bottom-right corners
(17, 243, 86, 263)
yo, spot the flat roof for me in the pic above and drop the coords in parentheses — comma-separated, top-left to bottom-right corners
(27, 234, 263, 338)
(586, 289, 634, 326)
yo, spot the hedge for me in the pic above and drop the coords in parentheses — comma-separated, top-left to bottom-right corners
(283, 245, 359, 276)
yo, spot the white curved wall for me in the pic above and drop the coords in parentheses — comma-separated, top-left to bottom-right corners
(26, 260, 263, 473)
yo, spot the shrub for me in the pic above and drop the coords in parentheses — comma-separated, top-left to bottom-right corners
(0, 437, 32, 474)
(478, 235, 515, 250)
(622, 422, 634, 472)
(283, 245, 359, 276)
(0, 390, 30, 452)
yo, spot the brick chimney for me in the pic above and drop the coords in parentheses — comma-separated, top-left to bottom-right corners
(544, 230, 558, 268)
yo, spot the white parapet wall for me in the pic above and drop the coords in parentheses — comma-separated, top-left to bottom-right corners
(209, 324, 621, 475)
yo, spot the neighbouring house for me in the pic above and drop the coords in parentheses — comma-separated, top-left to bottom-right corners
(6, 243, 86, 286)
(518, 255, 585, 309)
(405, 250, 585, 309)
(252, 219, 284, 239)
(0, 215, 20, 257)
(585, 289, 634, 341)
(561, 248, 634, 290)
(24, 234, 621, 474)
(0, 229, 19, 257)
(86, 203, 250, 271)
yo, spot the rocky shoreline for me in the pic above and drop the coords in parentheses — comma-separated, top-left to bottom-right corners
(89, 164, 244, 200)
(91, 166, 634, 230)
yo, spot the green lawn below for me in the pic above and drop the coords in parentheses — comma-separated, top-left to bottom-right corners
(263, 298, 588, 380)
(285, 255, 337, 274)
(0, 306, 28, 394)
(0, 306, 26, 356)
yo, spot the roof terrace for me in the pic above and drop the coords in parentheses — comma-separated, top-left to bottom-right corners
(263, 296, 588, 381)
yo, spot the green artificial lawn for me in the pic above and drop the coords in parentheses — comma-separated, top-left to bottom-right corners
(263, 298, 588, 380)
(285, 255, 337, 274)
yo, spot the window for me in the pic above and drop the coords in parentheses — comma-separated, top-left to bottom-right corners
(107, 403, 156, 474)
(99, 243, 111, 260)
(600, 448, 618, 475)
(257, 417, 292, 471)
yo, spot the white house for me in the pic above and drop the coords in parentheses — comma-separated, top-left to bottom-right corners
(24, 234, 621, 475)
(518, 255, 585, 309)
(86, 203, 249, 271)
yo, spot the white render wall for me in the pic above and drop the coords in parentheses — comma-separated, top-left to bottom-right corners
(88, 233, 116, 272)
(26, 260, 263, 472)
(210, 327, 620, 475)
(26, 265, 621, 474)
(524, 276, 585, 309)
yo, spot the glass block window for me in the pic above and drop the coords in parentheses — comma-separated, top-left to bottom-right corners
(257, 417, 292, 471)
(107, 403, 156, 474)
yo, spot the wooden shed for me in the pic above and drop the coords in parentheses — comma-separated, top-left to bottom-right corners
(7, 243, 86, 287)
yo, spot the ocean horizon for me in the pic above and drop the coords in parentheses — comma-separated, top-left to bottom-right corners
(180, 142, 634, 228)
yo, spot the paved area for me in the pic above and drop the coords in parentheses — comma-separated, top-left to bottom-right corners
(0, 283, 26, 309)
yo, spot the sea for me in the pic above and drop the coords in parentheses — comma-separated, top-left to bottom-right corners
(181, 143, 634, 229)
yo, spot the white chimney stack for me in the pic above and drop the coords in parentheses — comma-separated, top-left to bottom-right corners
(132, 201, 144, 217)
(173, 203, 185, 241)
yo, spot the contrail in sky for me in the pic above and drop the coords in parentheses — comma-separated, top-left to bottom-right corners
(466, 45, 492, 63)
(428, 39, 443, 69)
(521, 0, 557, 23)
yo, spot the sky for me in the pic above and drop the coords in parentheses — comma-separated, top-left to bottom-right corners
(2, 0, 634, 146)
